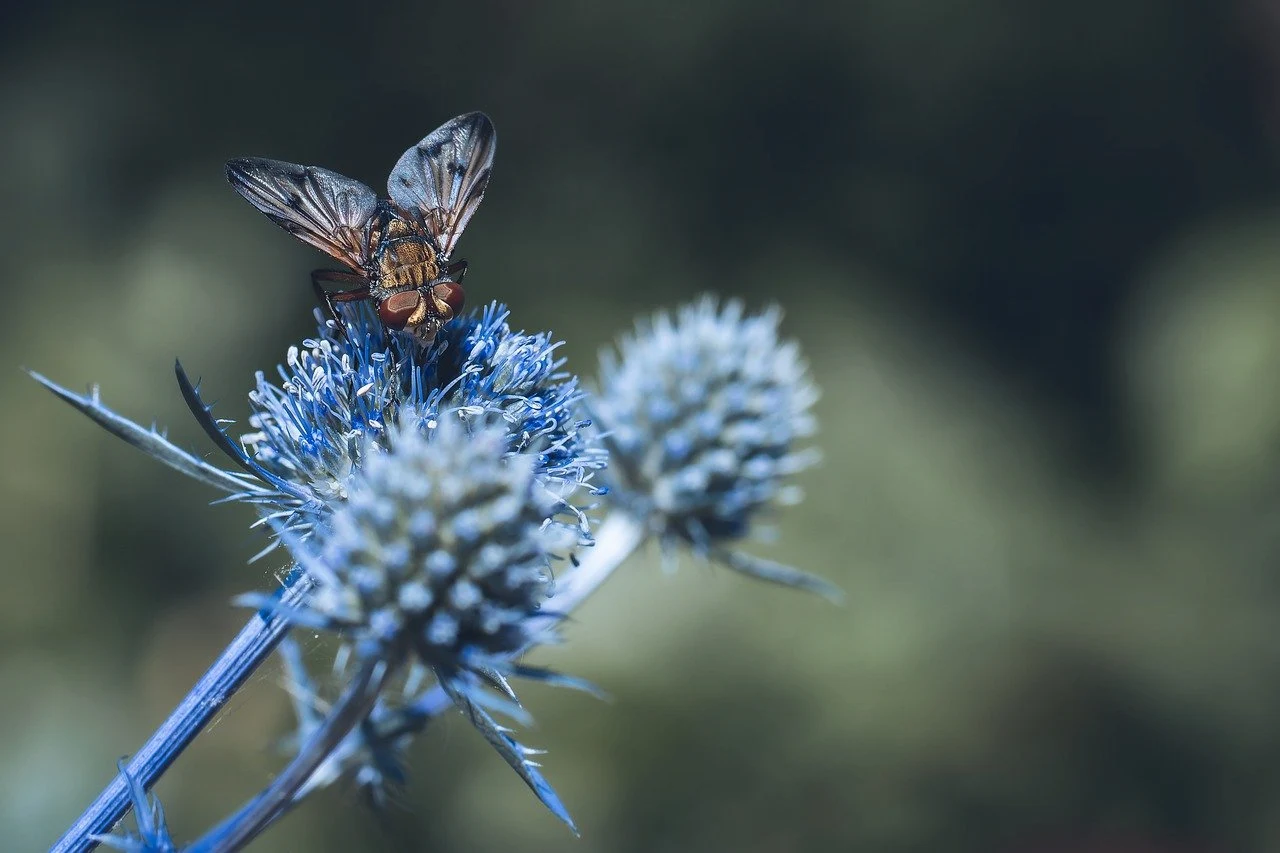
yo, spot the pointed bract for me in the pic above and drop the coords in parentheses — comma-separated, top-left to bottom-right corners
(28, 371, 265, 497)
(89, 761, 177, 853)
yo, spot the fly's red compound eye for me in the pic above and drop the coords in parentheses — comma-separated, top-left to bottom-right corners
(433, 281, 466, 318)
(377, 290, 422, 330)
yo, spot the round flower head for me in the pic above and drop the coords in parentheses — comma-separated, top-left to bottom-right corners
(280, 414, 582, 665)
(592, 297, 838, 600)
(250, 411, 592, 827)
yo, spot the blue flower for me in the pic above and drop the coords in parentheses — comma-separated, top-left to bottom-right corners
(591, 297, 840, 601)
(253, 416, 583, 657)
(246, 414, 593, 830)
(234, 302, 605, 533)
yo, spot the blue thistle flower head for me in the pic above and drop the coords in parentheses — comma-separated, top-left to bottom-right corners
(239, 303, 605, 531)
(270, 414, 583, 663)
(591, 296, 839, 601)
(247, 411, 595, 829)
(32, 299, 606, 833)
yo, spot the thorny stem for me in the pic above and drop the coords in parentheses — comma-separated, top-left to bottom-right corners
(49, 570, 315, 853)
(188, 655, 397, 853)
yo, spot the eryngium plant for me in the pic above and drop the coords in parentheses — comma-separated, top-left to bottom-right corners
(36, 295, 835, 852)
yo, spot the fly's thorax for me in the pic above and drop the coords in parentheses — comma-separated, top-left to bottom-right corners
(375, 233, 441, 290)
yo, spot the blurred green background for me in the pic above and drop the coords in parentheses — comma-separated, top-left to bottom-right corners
(4, 2, 1280, 851)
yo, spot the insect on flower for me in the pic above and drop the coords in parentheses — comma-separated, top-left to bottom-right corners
(226, 112, 495, 346)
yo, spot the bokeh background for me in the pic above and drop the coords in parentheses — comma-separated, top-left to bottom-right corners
(4, 2, 1280, 851)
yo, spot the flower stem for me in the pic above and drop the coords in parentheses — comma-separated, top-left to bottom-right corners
(49, 570, 314, 853)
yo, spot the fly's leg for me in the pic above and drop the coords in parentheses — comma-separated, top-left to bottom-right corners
(311, 269, 371, 338)
(442, 259, 468, 283)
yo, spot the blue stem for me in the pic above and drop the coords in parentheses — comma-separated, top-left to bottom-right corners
(49, 569, 313, 853)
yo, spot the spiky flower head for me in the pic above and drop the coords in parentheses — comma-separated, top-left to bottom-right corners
(250, 412, 593, 828)
(233, 301, 603, 531)
(591, 297, 838, 600)
(274, 414, 582, 665)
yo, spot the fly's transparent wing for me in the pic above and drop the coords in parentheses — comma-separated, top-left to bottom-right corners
(386, 112, 496, 259)
(226, 158, 379, 270)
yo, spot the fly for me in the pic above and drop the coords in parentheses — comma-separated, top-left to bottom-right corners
(225, 112, 496, 346)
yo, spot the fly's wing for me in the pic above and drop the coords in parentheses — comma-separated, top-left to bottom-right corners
(226, 158, 379, 271)
(386, 112, 495, 259)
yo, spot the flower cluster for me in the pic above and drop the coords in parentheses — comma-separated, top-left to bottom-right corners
(39, 293, 836, 852)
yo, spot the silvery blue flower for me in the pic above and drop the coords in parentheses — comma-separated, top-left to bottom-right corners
(225, 301, 604, 537)
(591, 297, 840, 601)
(234, 413, 592, 835)
(250, 411, 583, 671)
